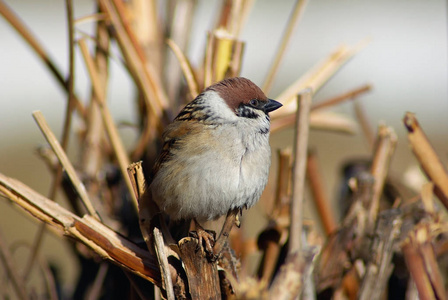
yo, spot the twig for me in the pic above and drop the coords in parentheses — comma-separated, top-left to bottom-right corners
(269, 248, 317, 300)
(22, 224, 46, 281)
(272, 40, 369, 118)
(32, 111, 100, 220)
(307, 150, 337, 235)
(0, 229, 29, 300)
(164, 0, 197, 104)
(311, 84, 372, 111)
(36, 256, 59, 300)
(127, 161, 146, 200)
(273, 148, 292, 216)
(227, 0, 242, 36)
(86, 263, 108, 300)
(216, 0, 254, 38)
(262, 0, 309, 94)
(233, 0, 255, 38)
(315, 172, 375, 294)
(127, 0, 162, 73)
(0, 0, 85, 116)
(78, 39, 139, 212)
(257, 227, 283, 283)
(23, 0, 78, 280)
(166, 38, 199, 99)
(402, 223, 447, 300)
(204, 32, 215, 87)
(403, 112, 448, 210)
(421, 182, 435, 215)
(215, 0, 233, 32)
(227, 40, 245, 78)
(271, 110, 357, 134)
(368, 125, 397, 229)
(257, 150, 291, 283)
(153, 227, 175, 300)
(62, 0, 76, 151)
(289, 89, 312, 254)
(81, 10, 109, 178)
(358, 209, 402, 300)
(98, 0, 169, 122)
(0, 172, 163, 285)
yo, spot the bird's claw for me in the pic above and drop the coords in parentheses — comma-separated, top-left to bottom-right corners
(235, 212, 241, 228)
(189, 229, 216, 257)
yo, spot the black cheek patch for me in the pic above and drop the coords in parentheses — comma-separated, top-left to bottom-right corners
(238, 105, 259, 119)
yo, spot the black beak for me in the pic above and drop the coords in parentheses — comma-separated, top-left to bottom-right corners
(264, 99, 283, 113)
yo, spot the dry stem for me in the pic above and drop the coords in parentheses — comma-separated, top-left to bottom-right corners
(32, 111, 100, 220)
(153, 227, 175, 300)
(166, 38, 199, 100)
(271, 110, 357, 134)
(311, 84, 372, 111)
(272, 40, 369, 118)
(289, 89, 312, 254)
(307, 150, 337, 235)
(0, 172, 163, 285)
(368, 125, 397, 228)
(404, 112, 448, 210)
(262, 0, 309, 94)
(402, 223, 447, 300)
(78, 39, 139, 211)
(269, 248, 317, 300)
(0, 229, 29, 300)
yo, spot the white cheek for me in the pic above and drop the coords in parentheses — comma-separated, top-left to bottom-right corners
(201, 91, 239, 122)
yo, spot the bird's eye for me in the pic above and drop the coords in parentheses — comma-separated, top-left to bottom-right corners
(249, 99, 259, 107)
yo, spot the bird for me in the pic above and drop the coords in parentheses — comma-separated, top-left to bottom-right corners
(139, 77, 282, 256)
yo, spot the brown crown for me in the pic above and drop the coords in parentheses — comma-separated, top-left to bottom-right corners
(205, 77, 268, 111)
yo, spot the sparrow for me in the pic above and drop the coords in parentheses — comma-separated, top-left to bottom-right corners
(139, 77, 282, 255)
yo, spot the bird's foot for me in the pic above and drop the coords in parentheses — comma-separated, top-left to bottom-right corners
(189, 221, 216, 257)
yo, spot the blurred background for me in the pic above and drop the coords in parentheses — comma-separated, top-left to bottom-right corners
(0, 0, 447, 294)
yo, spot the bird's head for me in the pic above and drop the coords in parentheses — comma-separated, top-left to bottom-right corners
(206, 77, 282, 120)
